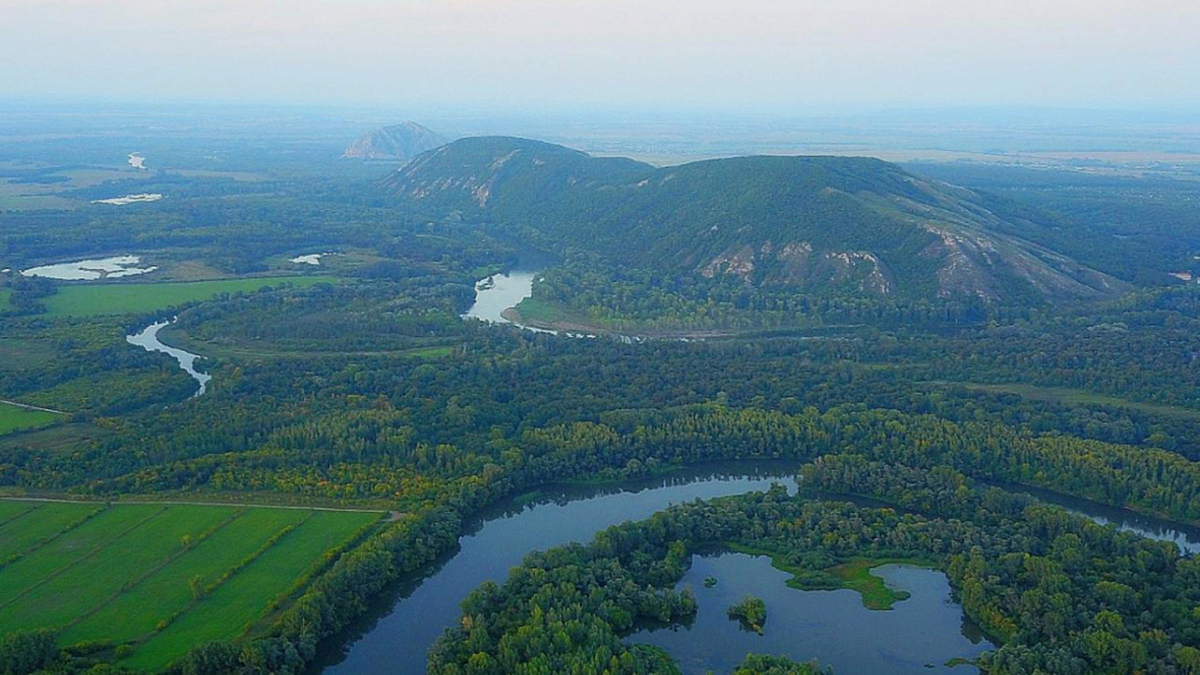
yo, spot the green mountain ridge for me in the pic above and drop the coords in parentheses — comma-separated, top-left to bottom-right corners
(383, 136, 1125, 304)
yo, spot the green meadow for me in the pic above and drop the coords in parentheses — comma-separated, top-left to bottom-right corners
(40, 276, 337, 317)
(0, 500, 381, 671)
(0, 400, 62, 436)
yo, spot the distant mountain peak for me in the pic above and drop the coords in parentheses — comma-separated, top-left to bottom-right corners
(343, 122, 448, 161)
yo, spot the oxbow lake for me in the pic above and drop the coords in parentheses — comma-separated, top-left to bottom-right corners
(318, 462, 992, 675)
(21, 255, 157, 280)
(317, 463, 1200, 675)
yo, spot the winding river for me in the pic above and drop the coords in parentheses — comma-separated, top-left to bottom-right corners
(126, 321, 211, 397)
(114, 264, 1200, 671)
(462, 270, 551, 333)
(996, 482, 1200, 555)
(318, 462, 994, 675)
(314, 459, 1200, 675)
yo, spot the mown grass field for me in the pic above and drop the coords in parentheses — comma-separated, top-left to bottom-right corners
(0, 400, 62, 436)
(0, 500, 382, 671)
(40, 276, 338, 317)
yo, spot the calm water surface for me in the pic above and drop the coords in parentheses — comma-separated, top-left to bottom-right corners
(316, 461, 1200, 675)
(319, 462, 800, 675)
(22, 255, 157, 280)
(997, 482, 1200, 555)
(126, 321, 211, 397)
(631, 553, 992, 675)
(462, 270, 546, 330)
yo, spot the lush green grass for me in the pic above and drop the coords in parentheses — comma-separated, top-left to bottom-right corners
(0, 501, 32, 525)
(0, 505, 164, 629)
(64, 508, 309, 645)
(42, 276, 337, 317)
(512, 297, 567, 323)
(946, 381, 1200, 421)
(0, 499, 381, 671)
(0, 502, 103, 563)
(123, 510, 379, 671)
(0, 401, 62, 436)
(827, 558, 932, 610)
(726, 543, 930, 610)
(0, 506, 237, 631)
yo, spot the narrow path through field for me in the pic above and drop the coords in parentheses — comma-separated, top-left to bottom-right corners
(0, 398, 65, 415)
(0, 495, 389, 515)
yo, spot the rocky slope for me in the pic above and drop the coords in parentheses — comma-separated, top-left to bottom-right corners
(343, 122, 448, 161)
(383, 137, 1125, 304)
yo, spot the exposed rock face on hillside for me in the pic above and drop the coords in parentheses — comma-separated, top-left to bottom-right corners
(383, 136, 1126, 304)
(343, 122, 448, 161)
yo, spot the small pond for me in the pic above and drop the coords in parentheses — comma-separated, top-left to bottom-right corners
(22, 255, 158, 281)
(92, 194, 163, 206)
(290, 253, 330, 266)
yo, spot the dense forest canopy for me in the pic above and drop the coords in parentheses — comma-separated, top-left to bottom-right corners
(2, 125, 1200, 675)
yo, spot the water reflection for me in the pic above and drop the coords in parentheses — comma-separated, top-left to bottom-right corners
(318, 461, 800, 675)
(996, 482, 1200, 555)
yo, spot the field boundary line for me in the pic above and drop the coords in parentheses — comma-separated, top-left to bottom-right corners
(0, 504, 106, 573)
(0, 506, 169, 612)
(140, 512, 317, 642)
(252, 511, 386, 631)
(0, 501, 39, 530)
(0, 398, 65, 415)
(64, 508, 248, 632)
(0, 496, 389, 515)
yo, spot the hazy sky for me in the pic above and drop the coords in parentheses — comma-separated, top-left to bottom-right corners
(2, 0, 1197, 113)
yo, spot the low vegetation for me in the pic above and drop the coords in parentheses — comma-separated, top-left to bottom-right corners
(0, 401, 60, 436)
(726, 595, 767, 634)
(0, 500, 381, 671)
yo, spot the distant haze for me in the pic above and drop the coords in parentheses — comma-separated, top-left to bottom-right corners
(2, 0, 1197, 114)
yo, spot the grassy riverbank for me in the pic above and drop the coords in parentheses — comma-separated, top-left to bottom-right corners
(726, 542, 933, 610)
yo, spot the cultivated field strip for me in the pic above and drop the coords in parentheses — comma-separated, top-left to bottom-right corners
(0, 500, 33, 526)
(0, 506, 238, 631)
(63, 507, 311, 645)
(0, 502, 102, 563)
(0, 505, 163, 620)
(123, 510, 380, 671)
(0, 500, 382, 671)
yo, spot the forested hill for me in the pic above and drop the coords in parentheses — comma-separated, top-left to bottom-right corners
(384, 136, 1125, 305)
